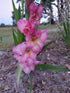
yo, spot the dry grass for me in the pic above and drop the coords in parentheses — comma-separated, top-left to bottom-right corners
(0, 27, 15, 51)
(38, 24, 57, 30)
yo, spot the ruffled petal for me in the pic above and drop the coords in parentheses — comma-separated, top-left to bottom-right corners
(34, 61, 40, 65)
(37, 5, 43, 18)
(27, 58, 34, 66)
(29, 3, 37, 11)
(14, 54, 21, 62)
(32, 43, 42, 54)
(40, 30, 47, 42)
(29, 3, 43, 26)
(29, 64, 35, 71)
(17, 19, 27, 33)
(13, 42, 26, 55)
(35, 20, 40, 26)
(23, 66, 31, 74)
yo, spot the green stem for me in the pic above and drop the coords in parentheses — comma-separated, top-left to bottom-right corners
(28, 74, 32, 93)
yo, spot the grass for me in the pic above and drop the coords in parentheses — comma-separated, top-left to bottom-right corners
(0, 27, 14, 51)
(38, 24, 57, 30)
(0, 27, 16, 37)
(0, 24, 57, 51)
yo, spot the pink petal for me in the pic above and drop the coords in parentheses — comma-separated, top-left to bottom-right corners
(30, 64, 35, 71)
(17, 20, 36, 36)
(32, 43, 43, 54)
(30, 53, 36, 60)
(36, 30, 41, 37)
(27, 58, 34, 66)
(36, 40, 43, 48)
(17, 19, 27, 33)
(24, 66, 31, 74)
(21, 54, 29, 62)
(37, 5, 43, 18)
(19, 61, 28, 69)
(13, 45, 22, 55)
(13, 42, 27, 55)
(19, 63, 31, 74)
(25, 31, 43, 54)
(29, 3, 37, 11)
(29, 4, 43, 26)
(35, 20, 40, 26)
(25, 34, 31, 41)
(34, 61, 40, 65)
(40, 30, 47, 42)
(14, 54, 21, 62)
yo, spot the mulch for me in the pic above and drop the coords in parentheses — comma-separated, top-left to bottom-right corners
(0, 31, 70, 93)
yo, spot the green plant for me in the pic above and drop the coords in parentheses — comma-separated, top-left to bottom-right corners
(12, 1, 70, 93)
(63, 4, 70, 48)
(63, 22, 70, 48)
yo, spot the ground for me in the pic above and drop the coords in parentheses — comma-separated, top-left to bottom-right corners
(0, 26, 70, 93)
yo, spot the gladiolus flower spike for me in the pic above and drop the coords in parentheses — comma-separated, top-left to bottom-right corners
(13, 2, 47, 74)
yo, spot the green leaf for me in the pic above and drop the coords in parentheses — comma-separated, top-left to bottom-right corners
(21, 0, 24, 8)
(67, 22, 70, 33)
(37, 41, 55, 55)
(12, 29, 18, 46)
(42, 40, 55, 51)
(31, 0, 34, 3)
(12, 0, 19, 22)
(17, 29, 25, 43)
(35, 24, 38, 31)
(35, 64, 70, 72)
(17, 63, 22, 88)
(63, 22, 67, 36)
(18, 4, 22, 19)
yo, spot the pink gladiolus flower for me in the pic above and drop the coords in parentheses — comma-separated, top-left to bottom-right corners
(19, 58, 40, 74)
(13, 42, 36, 60)
(13, 42, 40, 74)
(29, 3, 43, 26)
(17, 19, 36, 36)
(26, 30, 47, 54)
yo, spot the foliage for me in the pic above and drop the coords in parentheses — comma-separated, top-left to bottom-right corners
(12, 0, 25, 88)
(12, 0, 25, 44)
(62, 4, 70, 48)
(63, 22, 70, 48)
(35, 64, 70, 72)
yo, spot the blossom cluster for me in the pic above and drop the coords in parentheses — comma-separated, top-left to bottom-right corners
(13, 2, 47, 74)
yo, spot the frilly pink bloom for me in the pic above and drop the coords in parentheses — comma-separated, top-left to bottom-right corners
(26, 30, 47, 54)
(17, 19, 36, 36)
(13, 42, 40, 74)
(29, 3, 43, 26)
(13, 42, 36, 60)
(25, 0, 31, 10)
(19, 58, 40, 74)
